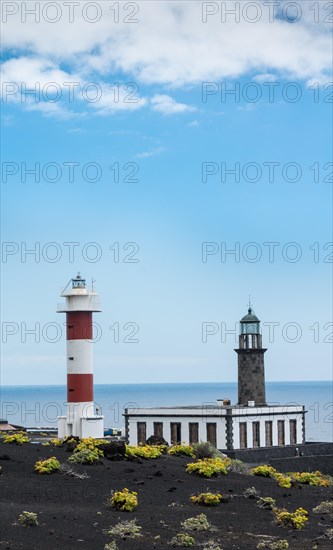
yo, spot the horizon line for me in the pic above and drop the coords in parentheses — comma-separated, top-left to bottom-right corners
(2, 379, 332, 389)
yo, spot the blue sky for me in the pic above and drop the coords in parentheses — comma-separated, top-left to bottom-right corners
(1, 1, 332, 385)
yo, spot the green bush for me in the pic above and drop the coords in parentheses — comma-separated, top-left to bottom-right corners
(104, 542, 118, 550)
(322, 529, 333, 540)
(243, 487, 260, 499)
(68, 448, 100, 464)
(203, 542, 222, 550)
(313, 501, 333, 515)
(181, 513, 210, 531)
(18, 511, 38, 527)
(170, 533, 195, 547)
(227, 458, 249, 474)
(192, 441, 222, 459)
(257, 497, 276, 510)
(107, 519, 142, 539)
(257, 541, 289, 550)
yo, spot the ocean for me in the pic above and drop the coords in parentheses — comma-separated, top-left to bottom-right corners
(1, 381, 332, 442)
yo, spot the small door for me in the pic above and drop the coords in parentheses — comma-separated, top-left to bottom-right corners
(290, 419, 297, 445)
(189, 422, 199, 444)
(239, 422, 247, 449)
(265, 421, 273, 447)
(278, 420, 285, 446)
(154, 422, 163, 438)
(206, 422, 217, 447)
(137, 422, 146, 445)
(252, 421, 260, 448)
(170, 422, 181, 445)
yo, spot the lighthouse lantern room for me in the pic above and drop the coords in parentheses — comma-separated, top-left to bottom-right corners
(57, 273, 104, 439)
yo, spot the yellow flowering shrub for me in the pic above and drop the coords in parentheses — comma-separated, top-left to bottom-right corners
(190, 492, 223, 506)
(186, 457, 230, 477)
(273, 507, 308, 530)
(251, 465, 277, 478)
(34, 456, 60, 474)
(168, 445, 195, 458)
(74, 437, 104, 455)
(109, 488, 138, 512)
(125, 445, 164, 459)
(274, 473, 292, 488)
(251, 466, 292, 488)
(3, 432, 29, 445)
(289, 471, 330, 487)
(49, 438, 63, 446)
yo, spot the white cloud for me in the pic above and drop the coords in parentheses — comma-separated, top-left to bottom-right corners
(187, 120, 199, 127)
(1, 57, 147, 116)
(151, 94, 196, 115)
(136, 146, 166, 159)
(253, 73, 277, 83)
(91, 84, 147, 114)
(1, 1, 332, 119)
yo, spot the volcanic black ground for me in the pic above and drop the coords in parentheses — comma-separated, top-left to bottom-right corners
(0, 441, 332, 549)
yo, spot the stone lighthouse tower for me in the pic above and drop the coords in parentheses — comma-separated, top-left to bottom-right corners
(57, 273, 104, 439)
(235, 306, 267, 406)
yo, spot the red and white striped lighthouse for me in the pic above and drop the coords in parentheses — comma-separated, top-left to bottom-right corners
(57, 273, 104, 439)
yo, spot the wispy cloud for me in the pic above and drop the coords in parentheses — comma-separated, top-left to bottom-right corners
(187, 120, 199, 127)
(136, 146, 166, 159)
(151, 94, 196, 115)
(253, 73, 277, 83)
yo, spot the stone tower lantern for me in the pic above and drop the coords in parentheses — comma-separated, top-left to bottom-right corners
(235, 306, 267, 406)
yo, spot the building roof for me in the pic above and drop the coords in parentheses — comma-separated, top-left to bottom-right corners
(0, 422, 17, 431)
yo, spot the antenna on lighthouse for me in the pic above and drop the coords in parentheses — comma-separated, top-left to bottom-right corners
(92, 278, 95, 293)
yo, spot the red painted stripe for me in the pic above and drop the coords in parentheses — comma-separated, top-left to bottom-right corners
(67, 373, 93, 402)
(66, 311, 92, 340)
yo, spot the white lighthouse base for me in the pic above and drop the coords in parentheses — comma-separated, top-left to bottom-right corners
(57, 402, 104, 439)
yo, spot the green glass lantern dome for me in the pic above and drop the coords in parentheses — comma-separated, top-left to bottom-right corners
(240, 307, 261, 335)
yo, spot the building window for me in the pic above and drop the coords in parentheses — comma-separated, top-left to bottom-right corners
(170, 422, 181, 445)
(265, 421, 273, 447)
(153, 422, 163, 438)
(137, 422, 146, 445)
(207, 423, 217, 447)
(252, 421, 260, 448)
(189, 423, 199, 444)
(290, 419, 297, 445)
(278, 420, 285, 446)
(68, 357, 74, 360)
(239, 422, 247, 449)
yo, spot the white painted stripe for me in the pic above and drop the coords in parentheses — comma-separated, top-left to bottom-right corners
(66, 339, 93, 374)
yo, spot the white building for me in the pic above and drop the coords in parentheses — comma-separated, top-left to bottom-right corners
(124, 307, 306, 450)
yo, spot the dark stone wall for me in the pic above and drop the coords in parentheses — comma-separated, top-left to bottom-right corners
(237, 349, 266, 405)
(270, 455, 333, 475)
(224, 442, 333, 474)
